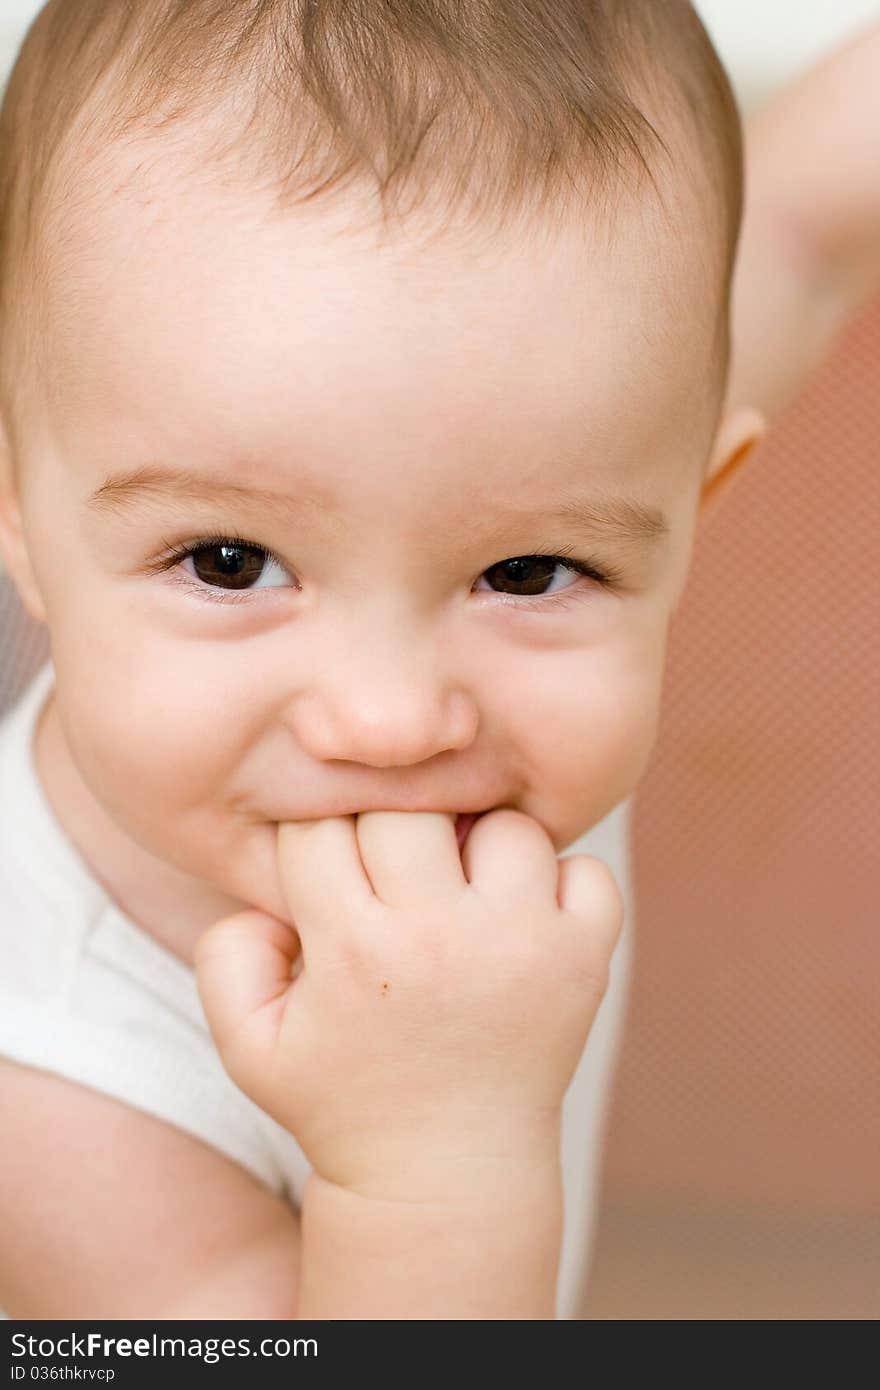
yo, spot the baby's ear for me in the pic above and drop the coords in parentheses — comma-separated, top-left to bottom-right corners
(0, 411, 47, 624)
(698, 405, 767, 519)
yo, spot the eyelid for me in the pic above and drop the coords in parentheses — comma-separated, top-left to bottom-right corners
(148, 533, 291, 581)
(528, 542, 621, 587)
(150, 532, 283, 566)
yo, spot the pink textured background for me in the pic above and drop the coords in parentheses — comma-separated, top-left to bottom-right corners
(584, 293, 880, 1316)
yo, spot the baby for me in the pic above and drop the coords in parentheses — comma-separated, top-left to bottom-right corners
(0, 0, 876, 1320)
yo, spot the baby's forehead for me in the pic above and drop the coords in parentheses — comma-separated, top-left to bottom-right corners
(54, 113, 706, 294)
(41, 128, 715, 478)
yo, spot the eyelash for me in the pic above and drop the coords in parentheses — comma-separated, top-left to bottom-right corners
(148, 532, 623, 611)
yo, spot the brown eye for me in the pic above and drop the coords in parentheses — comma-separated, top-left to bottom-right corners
(188, 541, 268, 591)
(481, 555, 579, 598)
(158, 534, 294, 600)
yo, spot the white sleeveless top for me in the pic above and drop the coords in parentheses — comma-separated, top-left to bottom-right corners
(0, 659, 634, 1319)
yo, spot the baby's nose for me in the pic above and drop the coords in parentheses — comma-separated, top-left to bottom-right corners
(285, 665, 478, 768)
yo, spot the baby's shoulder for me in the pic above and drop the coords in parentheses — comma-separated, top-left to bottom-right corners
(0, 1056, 301, 1318)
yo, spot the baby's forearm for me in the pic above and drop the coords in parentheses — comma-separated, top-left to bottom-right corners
(754, 19, 880, 299)
(295, 1155, 564, 1320)
(725, 20, 880, 427)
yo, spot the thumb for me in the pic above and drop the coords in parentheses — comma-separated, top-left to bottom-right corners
(194, 908, 301, 1081)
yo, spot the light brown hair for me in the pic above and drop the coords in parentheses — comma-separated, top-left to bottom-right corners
(0, 0, 743, 462)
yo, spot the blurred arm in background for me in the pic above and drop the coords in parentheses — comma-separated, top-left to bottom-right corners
(725, 18, 880, 427)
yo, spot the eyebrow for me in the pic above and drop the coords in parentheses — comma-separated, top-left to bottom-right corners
(86, 463, 331, 523)
(85, 463, 670, 547)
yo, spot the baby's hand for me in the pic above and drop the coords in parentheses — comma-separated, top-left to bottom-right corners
(194, 811, 623, 1200)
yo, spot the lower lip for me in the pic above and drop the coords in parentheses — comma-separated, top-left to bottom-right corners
(455, 812, 482, 852)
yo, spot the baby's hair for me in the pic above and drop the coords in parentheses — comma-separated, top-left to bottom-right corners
(0, 0, 742, 467)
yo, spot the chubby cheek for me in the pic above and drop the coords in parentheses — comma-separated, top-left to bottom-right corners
(52, 632, 262, 880)
(510, 631, 667, 851)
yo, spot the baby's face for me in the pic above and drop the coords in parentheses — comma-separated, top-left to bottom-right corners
(4, 136, 725, 924)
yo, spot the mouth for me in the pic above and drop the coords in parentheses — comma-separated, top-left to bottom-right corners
(454, 811, 487, 852)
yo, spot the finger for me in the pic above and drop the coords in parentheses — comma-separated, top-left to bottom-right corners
(462, 809, 559, 905)
(194, 908, 299, 1081)
(276, 817, 373, 946)
(556, 854, 625, 952)
(356, 811, 466, 908)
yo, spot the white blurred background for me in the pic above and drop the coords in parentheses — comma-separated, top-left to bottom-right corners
(695, 0, 880, 111)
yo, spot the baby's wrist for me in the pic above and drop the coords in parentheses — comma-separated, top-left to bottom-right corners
(308, 1112, 563, 1208)
(298, 1156, 563, 1319)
